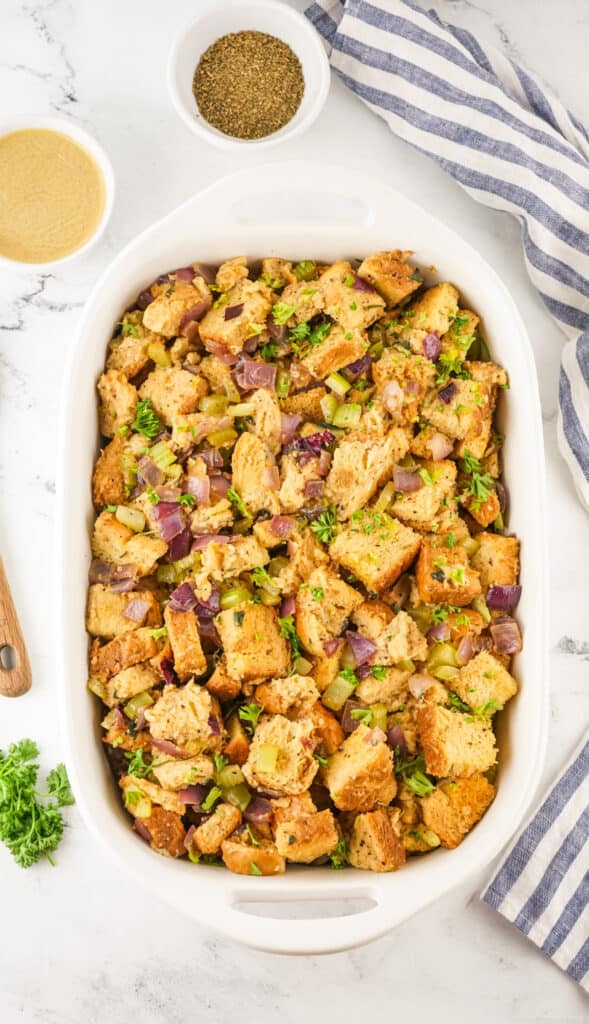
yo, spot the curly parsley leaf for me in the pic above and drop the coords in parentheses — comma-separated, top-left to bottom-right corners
(278, 615, 302, 659)
(330, 836, 350, 869)
(132, 398, 162, 440)
(0, 740, 74, 868)
(309, 505, 337, 544)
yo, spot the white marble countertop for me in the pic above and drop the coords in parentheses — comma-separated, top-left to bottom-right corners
(1, 0, 589, 1019)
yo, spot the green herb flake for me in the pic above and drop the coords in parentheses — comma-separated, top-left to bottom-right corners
(238, 703, 263, 734)
(227, 486, 250, 519)
(124, 749, 153, 779)
(250, 862, 263, 876)
(272, 303, 297, 325)
(0, 740, 74, 869)
(132, 398, 162, 440)
(278, 614, 302, 659)
(309, 505, 338, 544)
(330, 836, 350, 869)
(178, 493, 196, 507)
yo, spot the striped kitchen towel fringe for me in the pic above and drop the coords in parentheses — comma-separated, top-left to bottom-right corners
(482, 729, 589, 991)
(306, 0, 589, 510)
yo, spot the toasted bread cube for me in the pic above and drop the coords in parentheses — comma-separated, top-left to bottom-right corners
(92, 436, 127, 508)
(138, 807, 186, 858)
(324, 725, 396, 811)
(199, 279, 273, 355)
(248, 387, 282, 455)
(194, 803, 242, 855)
(106, 314, 156, 379)
(278, 452, 323, 513)
(325, 434, 407, 521)
(295, 567, 362, 658)
(91, 510, 133, 564)
(370, 610, 428, 665)
(272, 523, 329, 596)
(221, 834, 285, 876)
(206, 657, 242, 702)
(126, 534, 168, 576)
(425, 378, 491, 442)
(142, 278, 211, 338)
(356, 667, 411, 708)
(274, 809, 339, 863)
(471, 533, 519, 591)
(255, 674, 319, 716)
(120, 775, 184, 816)
(216, 256, 248, 291)
(311, 651, 340, 694)
(460, 487, 501, 528)
(216, 604, 290, 681)
(445, 609, 485, 642)
(463, 359, 507, 393)
(231, 431, 280, 516)
(272, 793, 316, 825)
(242, 715, 318, 796)
(145, 682, 223, 756)
(372, 348, 436, 425)
(103, 662, 160, 707)
(260, 256, 296, 288)
(399, 283, 459, 351)
(319, 261, 385, 332)
(420, 774, 495, 848)
(299, 325, 368, 380)
(351, 600, 394, 639)
(253, 516, 297, 549)
(390, 460, 456, 525)
(151, 755, 214, 790)
(282, 386, 327, 422)
(410, 424, 453, 460)
(86, 585, 162, 638)
(90, 627, 159, 682)
(97, 370, 138, 438)
(164, 607, 207, 681)
(415, 542, 481, 606)
(416, 703, 497, 777)
(357, 250, 422, 307)
(224, 713, 250, 766)
(198, 535, 269, 586)
(305, 702, 344, 755)
(452, 651, 517, 711)
(348, 807, 406, 872)
(329, 511, 421, 592)
(139, 366, 207, 426)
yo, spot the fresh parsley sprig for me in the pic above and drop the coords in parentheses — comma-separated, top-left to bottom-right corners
(0, 740, 74, 868)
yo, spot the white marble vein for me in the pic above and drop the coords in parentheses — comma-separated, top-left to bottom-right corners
(1, 0, 589, 1021)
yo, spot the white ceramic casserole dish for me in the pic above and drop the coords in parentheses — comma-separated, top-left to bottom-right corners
(57, 162, 549, 955)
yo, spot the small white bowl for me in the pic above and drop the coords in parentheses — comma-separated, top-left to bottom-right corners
(168, 0, 331, 151)
(0, 115, 115, 272)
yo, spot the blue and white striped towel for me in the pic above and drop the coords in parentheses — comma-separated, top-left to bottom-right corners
(306, 0, 589, 511)
(482, 730, 589, 991)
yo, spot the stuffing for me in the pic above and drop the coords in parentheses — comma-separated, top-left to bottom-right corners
(97, 370, 137, 438)
(471, 532, 520, 591)
(295, 567, 363, 658)
(253, 515, 296, 549)
(282, 386, 327, 422)
(372, 348, 436, 425)
(351, 600, 394, 640)
(224, 713, 250, 766)
(355, 667, 411, 709)
(348, 807, 406, 872)
(325, 434, 405, 520)
(459, 486, 501, 529)
(463, 359, 508, 393)
(255, 674, 319, 716)
(274, 809, 339, 863)
(221, 834, 285, 876)
(198, 354, 236, 395)
(416, 702, 497, 777)
(390, 459, 457, 526)
(425, 378, 491, 443)
(198, 535, 269, 585)
(194, 803, 242, 855)
(451, 650, 518, 711)
(190, 499, 234, 536)
(439, 310, 480, 359)
(216, 256, 248, 292)
(299, 325, 368, 380)
(445, 609, 486, 642)
(106, 314, 156, 379)
(320, 261, 386, 331)
(231, 431, 280, 515)
(139, 366, 207, 426)
(278, 453, 323, 513)
(248, 387, 282, 454)
(271, 793, 317, 827)
(324, 725, 397, 811)
(90, 628, 159, 682)
(397, 283, 459, 353)
(243, 715, 318, 796)
(415, 541, 481, 606)
(92, 436, 127, 508)
(271, 522, 329, 595)
(370, 610, 428, 665)
(279, 278, 325, 323)
(144, 682, 223, 756)
(260, 256, 296, 288)
(420, 774, 495, 849)
(151, 755, 214, 790)
(142, 277, 212, 338)
(163, 607, 207, 680)
(120, 775, 184, 816)
(329, 511, 421, 592)
(125, 534, 169, 576)
(91, 510, 134, 564)
(410, 424, 453, 461)
(305, 702, 344, 755)
(356, 250, 422, 307)
(136, 807, 186, 858)
(199, 279, 273, 355)
(206, 657, 242, 702)
(216, 604, 290, 681)
(86, 585, 162, 638)
(101, 662, 160, 708)
(311, 651, 341, 694)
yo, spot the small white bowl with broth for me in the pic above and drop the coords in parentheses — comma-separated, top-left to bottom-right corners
(168, 0, 331, 151)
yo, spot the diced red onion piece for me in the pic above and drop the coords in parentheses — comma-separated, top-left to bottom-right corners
(439, 382, 458, 404)
(345, 631, 377, 666)
(290, 430, 335, 455)
(387, 724, 409, 759)
(318, 450, 332, 477)
(187, 474, 210, 505)
(152, 502, 185, 542)
(167, 527, 192, 562)
(355, 664, 373, 680)
(262, 465, 280, 490)
(323, 637, 344, 657)
(352, 274, 377, 293)
(487, 584, 522, 611)
(393, 466, 423, 493)
(154, 485, 181, 501)
(267, 319, 286, 343)
(224, 303, 244, 321)
(184, 824, 197, 852)
(89, 559, 137, 589)
(243, 796, 273, 825)
(456, 634, 475, 665)
(341, 699, 366, 735)
(422, 332, 441, 361)
(280, 596, 296, 618)
(490, 615, 522, 655)
(280, 413, 303, 446)
(191, 533, 237, 550)
(473, 634, 493, 654)
(174, 266, 195, 282)
(168, 582, 197, 612)
(151, 737, 188, 758)
(197, 448, 224, 471)
(195, 585, 221, 617)
(304, 478, 325, 499)
(197, 616, 221, 648)
(137, 455, 164, 487)
(364, 727, 387, 746)
(203, 340, 238, 365)
(268, 515, 294, 538)
(427, 621, 451, 643)
(110, 575, 138, 594)
(382, 379, 404, 418)
(136, 289, 154, 310)
(159, 659, 176, 686)
(428, 432, 453, 461)
(496, 481, 509, 516)
(208, 714, 222, 737)
(408, 673, 437, 699)
(135, 708, 148, 731)
(193, 264, 217, 285)
(183, 323, 201, 344)
(134, 820, 151, 843)
(233, 357, 277, 392)
(343, 353, 371, 380)
(178, 785, 208, 806)
(179, 297, 212, 332)
(209, 475, 230, 501)
(123, 598, 150, 623)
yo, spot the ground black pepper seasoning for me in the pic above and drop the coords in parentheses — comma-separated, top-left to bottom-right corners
(192, 31, 305, 140)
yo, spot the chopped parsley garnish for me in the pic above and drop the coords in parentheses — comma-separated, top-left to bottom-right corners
(238, 703, 263, 734)
(310, 586, 324, 601)
(132, 398, 162, 440)
(445, 532, 457, 548)
(148, 626, 168, 641)
(227, 486, 250, 518)
(260, 274, 284, 290)
(178, 493, 196, 507)
(117, 320, 140, 338)
(272, 303, 297, 325)
(125, 749, 153, 779)
(309, 505, 338, 544)
(448, 692, 470, 713)
(460, 450, 495, 509)
(338, 666, 360, 687)
(146, 486, 160, 504)
(251, 566, 275, 589)
(278, 615, 302, 658)
(350, 708, 373, 725)
(473, 699, 504, 719)
(260, 343, 278, 361)
(293, 260, 316, 281)
(246, 824, 261, 846)
(308, 322, 332, 346)
(395, 751, 435, 796)
(371, 666, 387, 680)
(329, 836, 349, 869)
(435, 353, 471, 387)
(233, 610, 245, 627)
(250, 862, 263, 875)
(0, 739, 74, 869)
(289, 321, 311, 341)
(314, 752, 328, 768)
(213, 754, 228, 775)
(343, 274, 355, 287)
(201, 786, 223, 812)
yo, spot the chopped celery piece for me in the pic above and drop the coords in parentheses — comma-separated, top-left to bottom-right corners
(332, 403, 362, 428)
(124, 788, 151, 819)
(150, 440, 176, 471)
(220, 585, 251, 609)
(223, 378, 242, 403)
(494, 511, 505, 531)
(124, 690, 154, 720)
(397, 659, 415, 673)
(369, 704, 388, 732)
(426, 643, 457, 671)
(224, 782, 251, 811)
(463, 536, 480, 558)
(374, 481, 396, 513)
(207, 427, 238, 448)
(259, 589, 281, 606)
(147, 340, 172, 367)
(420, 828, 441, 849)
(120, 453, 137, 495)
(320, 394, 339, 423)
(268, 556, 289, 576)
(368, 340, 384, 359)
(156, 563, 176, 584)
(115, 505, 145, 532)
(101, 709, 118, 730)
(325, 372, 351, 397)
(257, 744, 279, 773)
(199, 394, 230, 415)
(173, 551, 199, 575)
(340, 643, 356, 670)
(232, 517, 253, 536)
(188, 848, 201, 864)
(167, 463, 182, 480)
(87, 677, 105, 699)
(293, 656, 313, 675)
(276, 369, 290, 399)
(293, 260, 316, 281)
(407, 606, 433, 633)
(472, 595, 491, 624)
(432, 664, 460, 682)
(323, 675, 357, 712)
(217, 764, 244, 788)
(228, 402, 255, 417)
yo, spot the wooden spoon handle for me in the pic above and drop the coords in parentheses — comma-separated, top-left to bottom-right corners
(0, 556, 32, 697)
